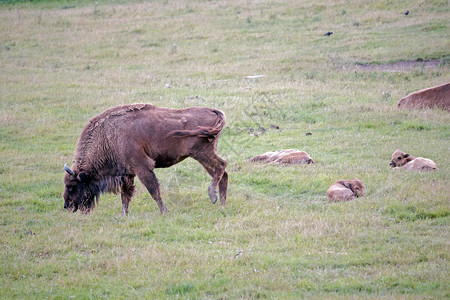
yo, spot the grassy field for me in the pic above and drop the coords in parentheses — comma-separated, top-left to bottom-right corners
(1, 0, 449, 298)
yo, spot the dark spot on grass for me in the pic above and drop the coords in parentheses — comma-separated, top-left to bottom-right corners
(401, 122, 430, 131)
(165, 283, 195, 296)
(385, 204, 449, 222)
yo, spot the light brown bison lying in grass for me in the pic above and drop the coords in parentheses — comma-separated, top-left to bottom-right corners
(327, 178, 365, 202)
(389, 149, 438, 171)
(249, 149, 315, 165)
(397, 82, 450, 111)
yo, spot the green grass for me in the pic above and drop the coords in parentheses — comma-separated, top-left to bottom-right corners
(1, 0, 449, 298)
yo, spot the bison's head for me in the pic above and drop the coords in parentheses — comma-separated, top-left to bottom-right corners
(390, 149, 411, 168)
(63, 164, 99, 213)
(343, 178, 365, 197)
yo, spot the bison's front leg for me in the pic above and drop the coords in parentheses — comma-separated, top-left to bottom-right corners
(121, 194, 130, 216)
(135, 167, 169, 214)
(120, 176, 135, 216)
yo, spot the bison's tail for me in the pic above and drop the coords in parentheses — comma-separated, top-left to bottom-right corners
(166, 109, 226, 140)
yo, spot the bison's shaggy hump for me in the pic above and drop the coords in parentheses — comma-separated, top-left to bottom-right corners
(87, 103, 148, 128)
(249, 149, 315, 165)
(397, 82, 450, 111)
(74, 104, 153, 166)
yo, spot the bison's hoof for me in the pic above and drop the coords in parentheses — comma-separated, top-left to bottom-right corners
(159, 204, 169, 214)
(208, 184, 218, 204)
(209, 193, 218, 204)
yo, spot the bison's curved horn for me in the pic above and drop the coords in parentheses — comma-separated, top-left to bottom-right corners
(64, 164, 75, 176)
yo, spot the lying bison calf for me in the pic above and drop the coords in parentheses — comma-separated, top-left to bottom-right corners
(389, 149, 437, 171)
(327, 179, 365, 202)
(63, 104, 228, 215)
(249, 149, 315, 165)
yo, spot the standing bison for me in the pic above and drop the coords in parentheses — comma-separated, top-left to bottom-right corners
(63, 104, 228, 215)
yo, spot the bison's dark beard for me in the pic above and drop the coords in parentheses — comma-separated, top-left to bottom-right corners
(66, 177, 126, 213)
(73, 182, 101, 213)
(65, 204, 78, 213)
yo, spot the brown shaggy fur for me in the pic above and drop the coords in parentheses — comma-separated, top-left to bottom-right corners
(63, 104, 228, 215)
(327, 178, 365, 202)
(249, 149, 315, 165)
(389, 149, 438, 171)
(397, 82, 450, 111)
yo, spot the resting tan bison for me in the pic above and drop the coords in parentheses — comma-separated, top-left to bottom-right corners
(389, 149, 437, 171)
(397, 82, 450, 111)
(63, 104, 228, 215)
(249, 149, 315, 165)
(327, 178, 365, 202)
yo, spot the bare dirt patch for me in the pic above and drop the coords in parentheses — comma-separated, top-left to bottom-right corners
(353, 59, 442, 72)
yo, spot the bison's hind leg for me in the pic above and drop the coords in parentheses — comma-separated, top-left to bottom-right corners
(218, 171, 228, 205)
(208, 181, 218, 204)
(194, 154, 227, 205)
